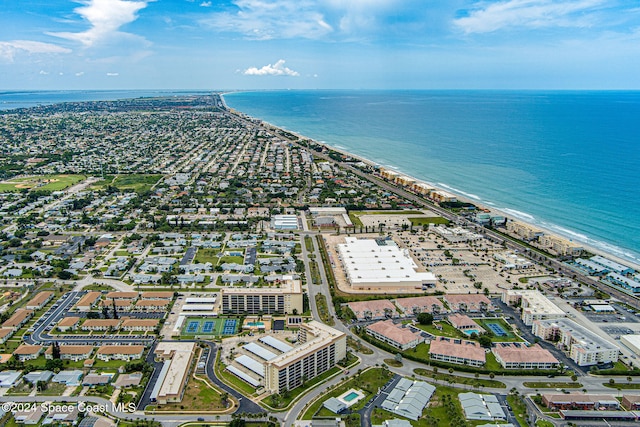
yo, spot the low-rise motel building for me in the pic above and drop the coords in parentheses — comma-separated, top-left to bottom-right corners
(394, 296, 447, 315)
(492, 343, 560, 370)
(81, 319, 122, 332)
(443, 294, 493, 313)
(13, 344, 44, 362)
(542, 393, 619, 411)
(264, 321, 346, 394)
(346, 299, 399, 321)
(75, 291, 101, 311)
(141, 291, 174, 300)
(2, 309, 34, 332)
(133, 299, 171, 312)
(428, 337, 486, 367)
(56, 316, 81, 332)
(152, 341, 197, 404)
(45, 345, 94, 361)
(501, 289, 565, 326)
(25, 291, 54, 310)
(121, 318, 159, 332)
(0, 327, 13, 344)
(533, 318, 619, 366)
(96, 345, 145, 362)
(220, 276, 303, 315)
(366, 320, 424, 350)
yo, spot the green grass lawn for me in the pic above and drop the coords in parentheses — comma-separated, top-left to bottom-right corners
(414, 368, 506, 388)
(408, 217, 450, 226)
(151, 377, 228, 412)
(523, 381, 582, 388)
(194, 248, 220, 264)
(0, 174, 85, 192)
(414, 321, 465, 338)
(219, 255, 244, 264)
(507, 394, 528, 427)
(302, 368, 394, 420)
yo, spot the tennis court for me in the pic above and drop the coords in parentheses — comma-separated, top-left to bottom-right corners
(186, 320, 200, 334)
(182, 317, 238, 336)
(477, 319, 515, 339)
(202, 321, 215, 333)
(223, 319, 237, 335)
(487, 323, 507, 336)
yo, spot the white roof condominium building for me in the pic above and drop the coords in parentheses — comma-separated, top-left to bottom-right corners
(532, 318, 619, 366)
(337, 237, 437, 290)
(220, 276, 303, 315)
(264, 321, 346, 394)
(501, 290, 565, 326)
(152, 342, 197, 404)
(271, 215, 299, 230)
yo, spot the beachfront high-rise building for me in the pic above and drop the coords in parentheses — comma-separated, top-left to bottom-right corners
(263, 321, 346, 393)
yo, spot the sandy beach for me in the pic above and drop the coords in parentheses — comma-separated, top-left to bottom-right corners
(221, 92, 640, 272)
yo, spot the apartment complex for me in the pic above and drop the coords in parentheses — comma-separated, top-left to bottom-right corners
(366, 320, 424, 351)
(428, 337, 486, 367)
(532, 318, 619, 366)
(492, 343, 559, 370)
(501, 290, 565, 326)
(220, 276, 303, 315)
(264, 321, 346, 393)
(152, 341, 197, 404)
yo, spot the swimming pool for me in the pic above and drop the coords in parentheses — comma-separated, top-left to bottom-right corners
(463, 329, 480, 335)
(344, 391, 359, 402)
(247, 321, 264, 327)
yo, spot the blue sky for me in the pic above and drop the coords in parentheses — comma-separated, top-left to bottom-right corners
(1, 0, 639, 90)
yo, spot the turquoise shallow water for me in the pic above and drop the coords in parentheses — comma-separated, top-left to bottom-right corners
(224, 90, 640, 264)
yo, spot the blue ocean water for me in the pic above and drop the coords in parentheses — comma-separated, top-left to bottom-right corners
(224, 90, 640, 264)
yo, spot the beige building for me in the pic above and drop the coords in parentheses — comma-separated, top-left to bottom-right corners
(506, 221, 544, 241)
(538, 235, 583, 256)
(57, 317, 81, 332)
(75, 292, 101, 311)
(13, 344, 44, 362)
(25, 291, 54, 310)
(264, 321, 346, 393)
(532, 318, 619, 366)
(153, 341, 197, 404)
(121, 319, 159, 332)
(366, 320, 423, 350)
(2, 309, 34, 332)
(501, 290, 565, 326)
(221, 276, 303, 315)
(96, 345, 145, 361)
(45, 345, 94, 361)
(492, 343, 559, 369)
(428, 337, 485, 367)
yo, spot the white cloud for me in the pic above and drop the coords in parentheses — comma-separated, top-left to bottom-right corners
(243, 59, 300, 76)
(75, 71, 85, 76)
(48, 0, 150, 47)
(454, 0, 604, 34)
(106, 72, 119, 76)
(200, 0, 333, 40)
(39, 70, 50, 75)
(0, 40, 71, 61)
(200, 1, 212, 6)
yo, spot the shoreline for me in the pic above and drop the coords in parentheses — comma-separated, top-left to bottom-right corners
(222, 92, 640, 271)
